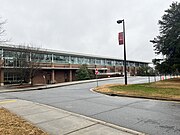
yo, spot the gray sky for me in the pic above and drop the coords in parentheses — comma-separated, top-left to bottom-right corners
(0, 0, 174, 62)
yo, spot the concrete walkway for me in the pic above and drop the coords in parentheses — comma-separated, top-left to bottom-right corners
(0, 77, 123, 93)
(0, 99, 145, 135)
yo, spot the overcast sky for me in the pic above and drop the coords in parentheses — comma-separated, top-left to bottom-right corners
(0, 0, 174, 62)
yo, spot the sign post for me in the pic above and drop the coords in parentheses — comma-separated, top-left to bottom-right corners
(95, 68, 99, 87)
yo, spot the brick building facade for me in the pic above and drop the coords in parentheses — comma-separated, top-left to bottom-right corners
(0, 44, 149, 86)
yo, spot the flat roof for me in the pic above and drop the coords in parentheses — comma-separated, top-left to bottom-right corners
(0, 43, 150, 64)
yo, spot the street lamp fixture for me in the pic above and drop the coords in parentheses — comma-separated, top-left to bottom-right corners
(117, 20, 123, 24)
(117, 19, 127, 85)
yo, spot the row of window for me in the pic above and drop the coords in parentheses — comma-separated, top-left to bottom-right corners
(0, 49, 147, 67)
(4, 72, 23, 84)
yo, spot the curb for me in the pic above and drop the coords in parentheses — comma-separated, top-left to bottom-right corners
(91, 88, 180, 102)
(0, 77, 124, 93)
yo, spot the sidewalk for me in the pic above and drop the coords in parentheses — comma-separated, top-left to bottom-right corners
(0, 77, 124, 93)
(0, 99, 145, 135)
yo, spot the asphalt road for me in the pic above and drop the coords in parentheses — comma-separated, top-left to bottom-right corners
(0, 76, 180, 135)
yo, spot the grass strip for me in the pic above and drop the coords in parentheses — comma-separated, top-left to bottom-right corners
(95, 78, 180, 101)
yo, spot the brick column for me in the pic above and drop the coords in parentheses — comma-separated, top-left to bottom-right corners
(69, 70, 72, 82)
(0, 69, 4, 86)
(135, 67, 138, 75)
(51, 70, 55, 84)
(114, 66, 117, 72)
(69, 64, 72, 82)
(51, 57, 55, 83)
(129, 67, 132, 76)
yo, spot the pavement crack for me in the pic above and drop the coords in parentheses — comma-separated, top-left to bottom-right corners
(134, 119, 144, 125)
(21, 109, 54, 117)
(91, 100, 149, 116)
(90, 106, 125, 116)
(35, 114, 72, 125)
(63, 123, 97, 135)
(75, 96, 103, 101)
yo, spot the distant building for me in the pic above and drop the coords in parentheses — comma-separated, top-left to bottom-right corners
(0, 44, 149, 86)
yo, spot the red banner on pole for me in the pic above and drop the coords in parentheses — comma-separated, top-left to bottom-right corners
(118, 32, 124, 45)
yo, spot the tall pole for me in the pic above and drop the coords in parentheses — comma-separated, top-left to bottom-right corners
(122, 20, 127, 85)
(117, 19, 127, 85)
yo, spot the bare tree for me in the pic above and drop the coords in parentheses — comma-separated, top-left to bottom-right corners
(0, 18, 43, 85)
(0, 18, 6, 66)
(0, 18, 8, 43)
(0, 18, 7, 85)
(12, 44, 44, 85)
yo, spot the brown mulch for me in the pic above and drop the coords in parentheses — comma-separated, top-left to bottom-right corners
(5, 84, 44, 89)
(0, 108, 48, 135)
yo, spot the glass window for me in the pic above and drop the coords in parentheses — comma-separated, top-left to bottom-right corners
(135, 62, 139, 67)
(4, 71, 23, 84)
(3, 50, 31, 67)
(43, 54, 52, 62)
(95, 59, 101, 65)
(101, 59, 105, 65)
(84, 58, 90, 64)
(129, 62, 135, 67)
(89, 58, 95, 65)
(30, 53, 44, 63)
(0, 49, 2, 59)
(111, 60, 115, 66)
(53, 54, 69, 64)
(4, 59, 13, 66)
(106, 59, 112, 65)
(77, 57, 84, 64)
(115, 60, 123, 66)
(71, 56, 77, 64)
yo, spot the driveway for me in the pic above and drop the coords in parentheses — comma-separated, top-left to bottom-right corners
(0, 76, 179, 135)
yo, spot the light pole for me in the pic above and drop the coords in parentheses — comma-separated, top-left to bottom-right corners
(117, 19, 127, 85)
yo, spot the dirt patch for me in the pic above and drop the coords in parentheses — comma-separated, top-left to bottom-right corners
(0, 108, 48, 135)
(151, 78, 180, 89)
(95, 85, 139, 96)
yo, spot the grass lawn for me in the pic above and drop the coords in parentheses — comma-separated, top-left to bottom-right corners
(95, 78, 180, 101)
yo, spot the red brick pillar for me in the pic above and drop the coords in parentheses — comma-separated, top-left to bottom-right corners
(135, 67, 137, 75)
(0, 69, 4, 86)
(51, 70, 55, 83)
(69, 70, 72, 82)
(69, 64, 72, 82)
(51, 59, 55, 83)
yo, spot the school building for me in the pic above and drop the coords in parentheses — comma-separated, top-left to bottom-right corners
(0, 44, 149, 86)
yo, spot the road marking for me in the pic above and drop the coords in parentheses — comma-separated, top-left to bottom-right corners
(0, 100, 17, 104)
